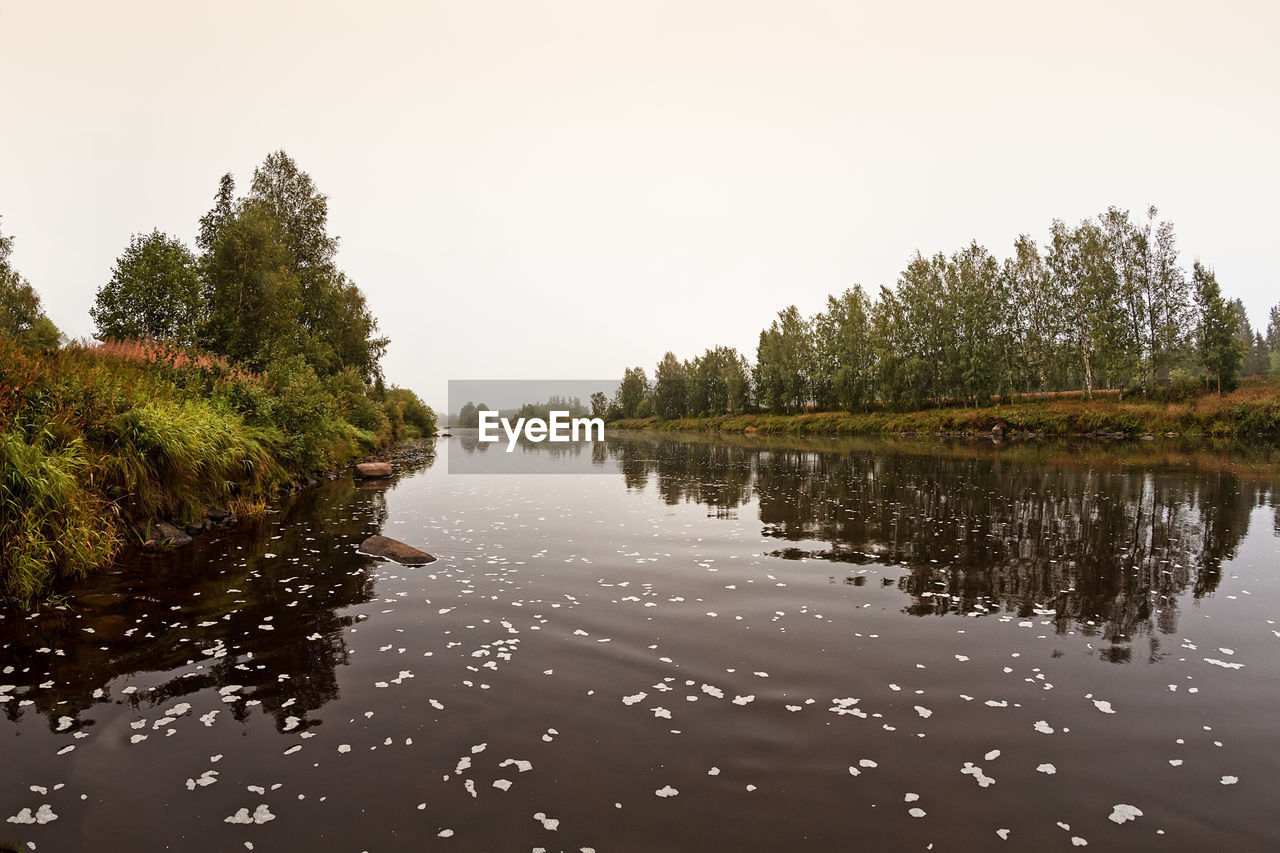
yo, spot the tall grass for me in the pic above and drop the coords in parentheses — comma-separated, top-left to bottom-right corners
(0, 335, 405, 606)
(0, 432, 119, 605)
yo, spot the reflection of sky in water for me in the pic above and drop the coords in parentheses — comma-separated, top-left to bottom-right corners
(2, 435, 1278, 851)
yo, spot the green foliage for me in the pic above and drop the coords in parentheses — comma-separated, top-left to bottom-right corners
(384, 387, 437, 439)
(614, 367, 649, 419)
(91, 229, 203, 344)
(754, 306, 813, 413)
(653, 352, 687, 419)
(0, 432, 119, 607)
(0, 218, 62, 350)
(1194, 262, 1244, 394)
(631, 205, 1262, 419)
(263, 356, 341, 470)
(198, 152, 388, 383)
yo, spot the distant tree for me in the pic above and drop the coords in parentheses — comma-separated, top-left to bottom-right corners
(614, 367, 649, 418)
(652, 352, 688, 419)
(1193, 262, 1243, 394)
(91, 229, 202, 344)
(754, 306, 813, 413)
(1003, 235, 1059, 395)
(946, 241, 1006, 405)
(0, 218, 60, 350)
(814, 286, 876, 410)
(589, 391, 609, 419)
(1267, 304, 1280, 377)
(456, 402, 490, 429)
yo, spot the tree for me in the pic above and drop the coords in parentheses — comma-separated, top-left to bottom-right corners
(197, 152, 387, 381)
(1193, 261, 1243, 394)
(91, 229, 202, 344)
(653, 352, 688, 419)
(946, 241, 1005, 405)
(614, 367, 649, 419)
(1003, 235, 1058, 395)
(754, 306, 813, 413)
(1267, 304, 1280, 378)
(589, 391, 609, 419)
(814, 286, 876, 410)
(199, 203, 301, 369)
(0, 218, 60, 350)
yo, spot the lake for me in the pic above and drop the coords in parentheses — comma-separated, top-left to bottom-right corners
(3, 432, 1279, 851)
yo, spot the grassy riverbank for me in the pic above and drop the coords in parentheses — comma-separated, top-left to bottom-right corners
(610, 382, 1280, 438)
(0, 337, 433, 607)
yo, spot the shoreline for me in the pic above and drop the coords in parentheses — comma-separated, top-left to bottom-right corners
(608, 385, 1280, 440)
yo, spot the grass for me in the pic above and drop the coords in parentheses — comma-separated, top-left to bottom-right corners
(0, 336, 418, 607)
(610, 381, 1280, 439)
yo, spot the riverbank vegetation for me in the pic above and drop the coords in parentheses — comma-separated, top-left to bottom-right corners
(605, 206, 1280, 435)
(0, 152, 434, 606)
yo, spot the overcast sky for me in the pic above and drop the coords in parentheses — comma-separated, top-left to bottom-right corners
(2, 1, 1276, 411)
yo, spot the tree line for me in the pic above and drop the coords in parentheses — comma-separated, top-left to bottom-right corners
(607, 206, 1279, 419)
(1, 151, 434, 440)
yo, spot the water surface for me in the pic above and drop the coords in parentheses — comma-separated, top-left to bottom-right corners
(3, 433, 1279, 851)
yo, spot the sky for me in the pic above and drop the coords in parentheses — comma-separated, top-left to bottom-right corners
(2, 1, 1277, 412)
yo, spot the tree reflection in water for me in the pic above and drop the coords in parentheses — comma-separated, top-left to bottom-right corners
(603, 433, 1277, 657)
(0, 452, 434, 730)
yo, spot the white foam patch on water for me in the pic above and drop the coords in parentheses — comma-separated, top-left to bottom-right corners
(533, 812, 560, 830)
(655, 785, 679, 797)
(1204, 658, 1244, 670)
(904, 793, 919, 802)
(338, 744, 351, 753)
(985, 750, 1001, 761)
(1108, 804, 1142, 824)
(908, 807, 926, 817)
(859, 759, 877, 768)
(1037, 763, 1057, 774)
(225, 805, 274, 825)
(1034, 721, 1055, 734)
(731, 695, 755, 706)
(1221, 776, 1238, 785)
(961, 762, 995, 787)
(7, 805, 57, 825)
(1091, 699, 1116, 714)
(915, 706, 932, 719)
(996, 829, 1010, 840)
(622, 693, 646, 705)
(500, 759, 533, 773)
(493, 779, 512, 791)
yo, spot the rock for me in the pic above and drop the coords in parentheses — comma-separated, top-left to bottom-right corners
(206, 508, 232, 522)
(135, 521, 193, 550)
(354, 462, 393, 479)
(359, 535, 436, 565)
(184, 521, 207, 536)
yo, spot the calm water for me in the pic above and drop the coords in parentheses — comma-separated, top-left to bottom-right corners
(3, 433, 1279, 852)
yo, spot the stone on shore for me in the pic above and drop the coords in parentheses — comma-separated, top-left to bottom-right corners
(136, 520, 193, 551)
(354, 462, 393, 479)
(360, 535, 436, 565)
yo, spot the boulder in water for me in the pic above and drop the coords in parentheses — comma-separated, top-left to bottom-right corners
(359, 535, 436, 565)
